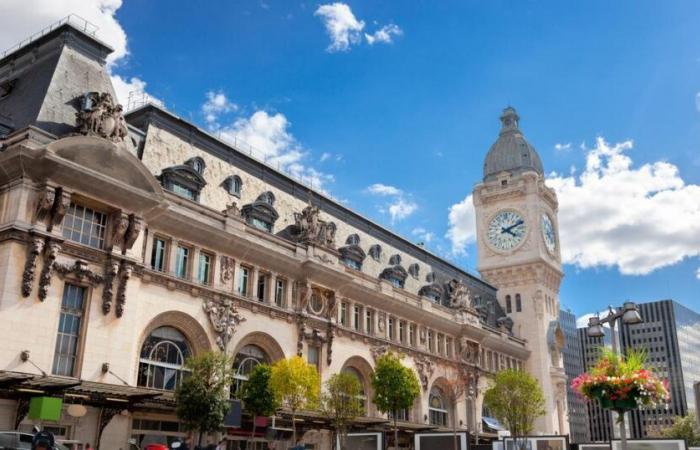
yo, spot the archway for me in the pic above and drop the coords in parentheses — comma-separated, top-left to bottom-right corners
(341, 356, 375, 417)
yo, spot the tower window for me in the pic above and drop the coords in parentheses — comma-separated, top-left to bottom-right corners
(506, 295, 512, 313)
(516, 294, 522, 312)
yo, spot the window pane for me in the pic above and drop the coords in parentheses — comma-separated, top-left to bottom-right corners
(62, 204, 106, 249)
(52, 284, 86, 376)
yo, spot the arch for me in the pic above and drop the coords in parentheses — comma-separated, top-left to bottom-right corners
(230, 331, 285, 363)
(341, 356, 375, 416)
(429, 377, 452, 427)
(139, 310, 213, 356)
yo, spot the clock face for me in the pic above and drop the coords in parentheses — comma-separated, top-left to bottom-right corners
(487, 210, 527, 251)
(541, 214, 556, 252)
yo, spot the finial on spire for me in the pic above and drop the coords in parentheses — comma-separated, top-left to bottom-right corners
(499, 106, 520, 133)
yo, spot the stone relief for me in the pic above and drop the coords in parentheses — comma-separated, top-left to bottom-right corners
(101, 260, 121, 314)
(459, 337, 481, 366)
(115, 261, 133, 318)
(123, 215, 144, 251)
(298, 281, 312, 313)
(220, 256, 234, 283)
(110, 213, 143, 253)
(21, 237, 45, 297)
(413, 354, 435, 390)
(370, 344, 389, 361)
(222, 202, 241, 218)
(377, 312, 386, 332)
(326, 325, 335, 365)
(38, 242, 61, 301)
(54, 259, 105, 285)
(448, 279, 471, 310)
(75, 92, 128, 143)
(34, 186, 70, 232)
(292, 203, 336, 248)
(203, 298, 245, 351)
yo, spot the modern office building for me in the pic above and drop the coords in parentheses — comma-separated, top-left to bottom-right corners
(578, 326, 614, 442)
(560, 309, 589, 443)
(0, 19, 570, 449)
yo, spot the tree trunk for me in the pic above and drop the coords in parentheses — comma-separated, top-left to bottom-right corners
(453, 406, 458, 450)
(198, 429, 204, 447)
(394, 416, 399, 450)
(292, 411, 297, 448)
(251, 414, 257, 447)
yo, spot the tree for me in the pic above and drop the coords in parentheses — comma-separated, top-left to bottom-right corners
(175, 351, 235, 446)
(371, 352, 421, 450)
(320, 372, 364, 450)
(442, 372, 468, 450)
(269, 356, 320, 445)
(662, 413, 700, 446)
(484, 369, 545, 450)
(242, 364, 278, 444)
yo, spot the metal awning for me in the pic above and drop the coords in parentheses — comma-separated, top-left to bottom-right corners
(483, 416, 506, 432)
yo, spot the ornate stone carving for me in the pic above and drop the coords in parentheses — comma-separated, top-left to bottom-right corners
(223, 202, 241, 218)
(123, 214, 144, 251)
(75, 92, 128, 142)
(370, 344, 389, 361)
(34, 186, 70, 231)
(38, 242, 61, 301)
(101, 260, 120, 314)
(413, 355, 435, 390)
(448, 279, 471, 310)
(298, 280, 312, 313)
(203, 298, 246, 351)
(377, 312, 386, 332)
(54, 259, 105, 285)
(296, 317, 306, 356)
(326, 291, 339, 320)
(292, 203, 337, 248)
(220, 256, 234, 283)
(419, 326, 427, 344)
(111, 212, 129, 248)
(115, 261, 133, 318)
(326, 324, 335, 365)
(459, 337, 481, 366)
(21, 237, 45, 297)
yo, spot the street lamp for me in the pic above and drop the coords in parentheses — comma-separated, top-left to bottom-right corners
(586, 301, 643, 450)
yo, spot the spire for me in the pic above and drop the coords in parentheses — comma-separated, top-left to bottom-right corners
(499, 106, 520, 134)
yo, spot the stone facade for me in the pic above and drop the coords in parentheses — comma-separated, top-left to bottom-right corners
(0, 23, 539, 450)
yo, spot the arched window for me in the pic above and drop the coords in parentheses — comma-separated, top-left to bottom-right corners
(138, 326, 191, 391)
(262, 191, 275, 205)
(506, 295, 512, 314)
(515, 294, 522, 312)
(224, 175, 242, 197)
(429, 386, 448, 426)
(186, 157, 205, 175)
(232, 344, 270, 398)
(341, 367, 367, 413)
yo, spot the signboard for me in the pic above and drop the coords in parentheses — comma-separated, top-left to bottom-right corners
(223, 399, 241, 427)
(337, 432, 383, 450)
(611, 439, 687, 450)
(415, 432, 468, 450)
(28, 397, 63, 421)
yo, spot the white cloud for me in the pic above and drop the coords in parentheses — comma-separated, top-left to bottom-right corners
(388, 198, 417, 223)
(412, 227, 435, 244)
(0, 0, 155, 108)
(202, 90, 237, 126)
(320, 152, 332, 162)
(365, 24, 402, 45)
(446, 194, 476, 255)
(314, 3, 365, 52)
(697, 267, 700, 280)
(547, 137, 700, 275)
(367, 183, 402, 196)
(213, 109, 333, 192)
(554, 142, 572, 151)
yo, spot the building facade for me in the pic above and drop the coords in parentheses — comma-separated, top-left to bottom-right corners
(0, 22, 568, 450)
(578, 326, 614, 442)
(560, 309, 588, 443)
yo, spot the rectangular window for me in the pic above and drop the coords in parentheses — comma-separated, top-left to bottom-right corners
(175, 246, 189, 279)
(171, 182, 196, 200)
(62, 203, 107, 249)
(353, 305, 360, 331)
(437, 333, 444, 355)
(197, 252, 211, 285)
(237, 267, 249, 296)
(150, 237, 167, 271)
(427, 330, 434, 352)
(446, 337, 453, 358)
(365, 309, 373, 335)
(257, 274, 267, 302)
(388, 317, 394, 340)
(340, 302, 348, 326)
(308, 346, 320, 371)
(409, 324, 416, 347)
(399, 321, 405, 343)
(275, 279, 285, 307)
(52, 284, 86, 376)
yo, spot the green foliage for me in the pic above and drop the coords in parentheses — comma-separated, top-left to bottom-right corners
(371, 352, 421, 449)
(591, 347, 648, 377)
(483, 369, 545, 437)
(662, 413, 700, 446)
(242, 364, 277, 417)
(269, 356, 320, 443)
(320, 372, 364, 450)
(371, 352, 421, 416)
(175, 351, 235, 439)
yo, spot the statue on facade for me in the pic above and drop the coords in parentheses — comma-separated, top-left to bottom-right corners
(292, 202, 337, 248)
(448, 279, 471, 310)
(203, 299, 245, 351)
(220, 256, 234, 283)
(459, 337, 481, 366)
(75, 92, 128, 143)
(413, 355, 435, 391)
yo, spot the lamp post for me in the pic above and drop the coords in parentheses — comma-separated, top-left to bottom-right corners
(586, 301, 643, 450)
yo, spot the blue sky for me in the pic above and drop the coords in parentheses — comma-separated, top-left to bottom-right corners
(3, 0, 699, 318)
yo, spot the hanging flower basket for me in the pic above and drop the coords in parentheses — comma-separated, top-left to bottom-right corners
(571, 350, 669, 414)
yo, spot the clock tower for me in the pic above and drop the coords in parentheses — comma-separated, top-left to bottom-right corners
(473, 107, 569, 435)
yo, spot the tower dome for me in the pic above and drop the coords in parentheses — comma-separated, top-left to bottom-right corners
(483, 107, 544, 182)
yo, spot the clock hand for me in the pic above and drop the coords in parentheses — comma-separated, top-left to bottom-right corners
(502, 220, 524, 233)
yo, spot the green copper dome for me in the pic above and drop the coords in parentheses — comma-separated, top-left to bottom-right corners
(483, 107, 544, 182)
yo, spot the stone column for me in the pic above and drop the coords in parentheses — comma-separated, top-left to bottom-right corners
(268, 273, 277, 305)
(233, 260, 242, 295)
(251, 267, 260, 301)
(168, 239, 179, 277)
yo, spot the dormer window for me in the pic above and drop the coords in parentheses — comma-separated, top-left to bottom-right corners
(408, 263, 420, 279)
(380, 265, 407, 289)
(388, 254, 402, 266)
(224, 175, 243, 197)
(241, 192, 279, 233)
(340, 234, 365, 271)
(185, 157, 206, 175)
(368, 244, 382, 262)
(159, 164, 207, 202)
